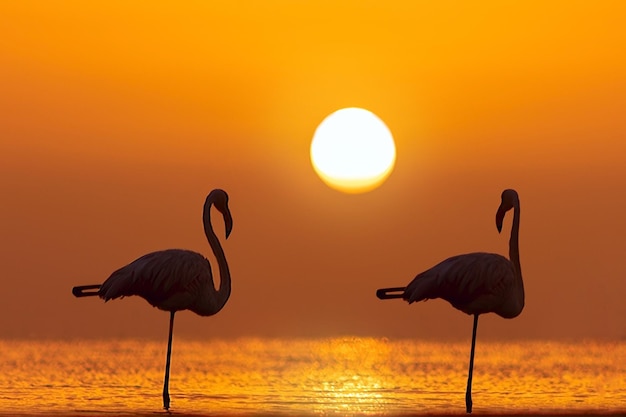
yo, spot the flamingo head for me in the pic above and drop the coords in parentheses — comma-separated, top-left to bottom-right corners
(496, 189, 518, 233)
(207, 189, 233, 238)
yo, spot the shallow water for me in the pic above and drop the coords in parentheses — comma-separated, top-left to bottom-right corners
(0, 338, 624, 415)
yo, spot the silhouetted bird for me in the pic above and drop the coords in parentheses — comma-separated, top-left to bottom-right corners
(72, 188, 233, 411)
(376, 189, 523, 413)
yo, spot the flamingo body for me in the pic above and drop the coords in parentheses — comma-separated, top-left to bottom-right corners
(100, 249, 223, 316)
(404, 251, 522, 318)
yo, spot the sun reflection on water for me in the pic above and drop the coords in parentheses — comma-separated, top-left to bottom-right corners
(0, 338, 624, 415)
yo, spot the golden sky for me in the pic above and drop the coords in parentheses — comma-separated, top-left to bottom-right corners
(1, 1, 625, 340)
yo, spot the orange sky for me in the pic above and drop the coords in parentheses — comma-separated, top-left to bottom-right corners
(1, 1, 625, 340)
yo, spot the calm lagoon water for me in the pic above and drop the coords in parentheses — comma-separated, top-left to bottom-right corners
(0, 338, 624, 416)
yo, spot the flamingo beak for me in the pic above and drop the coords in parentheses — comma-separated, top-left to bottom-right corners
(495, 205, 506, 233)
(213, 198, 233, 239)
(222, 207, 233, 239)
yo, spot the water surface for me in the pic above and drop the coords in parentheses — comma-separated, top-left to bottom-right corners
(1, 338, 624, 416)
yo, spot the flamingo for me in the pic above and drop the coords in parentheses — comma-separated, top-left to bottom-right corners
(72, 188, 233, 411)
(376, 189, 523, 413)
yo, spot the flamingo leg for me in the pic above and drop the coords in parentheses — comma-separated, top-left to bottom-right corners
(465, 314, 479, 413)
(163, 311, 175, 410)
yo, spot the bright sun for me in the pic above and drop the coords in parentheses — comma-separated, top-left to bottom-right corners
(310, 107, 396, 193)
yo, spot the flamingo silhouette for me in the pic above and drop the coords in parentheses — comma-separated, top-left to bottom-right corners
(72, 188, 233, 410)
(376, 189, 523, 413)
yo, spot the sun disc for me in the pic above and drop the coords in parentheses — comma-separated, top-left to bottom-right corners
(310, 107, 396, 193)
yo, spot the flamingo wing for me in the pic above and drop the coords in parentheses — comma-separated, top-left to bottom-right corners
(99, 249, 212, 311)
(404, 252, 516, 315)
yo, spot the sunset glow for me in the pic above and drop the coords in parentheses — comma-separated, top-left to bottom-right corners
(1, 0, 626, 345)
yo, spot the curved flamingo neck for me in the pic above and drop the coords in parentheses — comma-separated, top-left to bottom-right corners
(509, 200, 524, 312)
(509, 202, 521, 274)
(203, 198, 231, 313)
